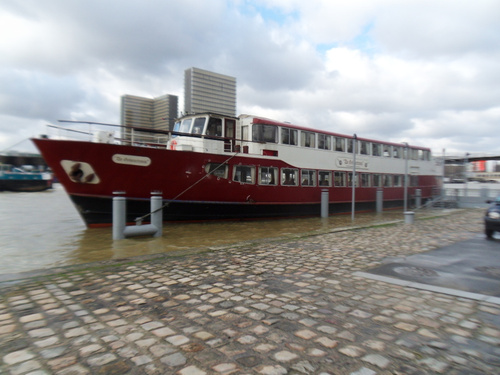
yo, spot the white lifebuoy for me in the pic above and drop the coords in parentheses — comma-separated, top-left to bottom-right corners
(170, 140, 177, 150)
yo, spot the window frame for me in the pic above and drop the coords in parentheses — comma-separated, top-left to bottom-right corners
(373, 174, 382, 187)
(281, 127, 298, 146)
(318, 134, 331, 150)
(319, 171, 332, 187)
(334, 171, 347, 187)
(393, 175, 403, 187)
(258, 166, 278, 186)
(301, 131, 316, 148)
(383, 174, 393, 187)
(301, 169, 317, 187)
(335, 137, 346, 152)
(360, 141, 370, 155)
(205, 163, 228, 179)
(252, 124, 278, 143)
(281, 168, 299, 186)
(360, 173, 371, 187)
(233, 165, 255, 184)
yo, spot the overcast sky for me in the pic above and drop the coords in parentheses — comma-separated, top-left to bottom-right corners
(1, 0, 499, 157)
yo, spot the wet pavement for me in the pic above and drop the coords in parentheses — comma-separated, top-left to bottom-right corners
(361, 236, 500, 299)
(1, 209, 500, 374)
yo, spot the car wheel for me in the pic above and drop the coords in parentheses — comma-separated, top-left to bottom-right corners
(485, 229, 494, 239)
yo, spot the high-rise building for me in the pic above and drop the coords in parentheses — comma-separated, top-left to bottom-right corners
(121, 94, 178, 130)
(121, 94, 178, 142)
(184, 67, 236, 117)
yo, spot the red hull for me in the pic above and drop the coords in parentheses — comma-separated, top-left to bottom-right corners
(32, 138, 439, 227)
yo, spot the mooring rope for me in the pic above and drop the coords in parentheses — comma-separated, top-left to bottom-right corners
(134, 151, 240, 224)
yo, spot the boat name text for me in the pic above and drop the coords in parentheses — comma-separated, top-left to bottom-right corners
(335, 158, 369, 170)
(112, 154, 151, 167)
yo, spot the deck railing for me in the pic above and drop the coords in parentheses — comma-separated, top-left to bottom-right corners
(442, 183, 500, 208)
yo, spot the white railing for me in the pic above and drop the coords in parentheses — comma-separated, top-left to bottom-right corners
(443, 182, 500, 207)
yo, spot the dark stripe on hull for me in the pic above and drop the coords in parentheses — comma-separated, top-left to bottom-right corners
(0, 180, 52, 192)
(70, 194, 407, 227)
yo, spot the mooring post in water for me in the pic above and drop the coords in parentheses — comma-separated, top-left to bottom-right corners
(415, 188, 422, 209)
(150, 191, 162, 238)
(321, 189, 329, 218)
(376, 188, 383, 213)
(113, 191, 163, 240)
(112, 191, 126, 240)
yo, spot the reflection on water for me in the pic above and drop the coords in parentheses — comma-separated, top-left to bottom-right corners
(0, 184, 406, 275)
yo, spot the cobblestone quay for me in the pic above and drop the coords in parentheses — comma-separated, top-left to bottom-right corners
(1, 209, 500, 374)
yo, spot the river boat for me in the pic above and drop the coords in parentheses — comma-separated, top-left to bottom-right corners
(32, 113, 442, 227)
(0, 164, 53, 192)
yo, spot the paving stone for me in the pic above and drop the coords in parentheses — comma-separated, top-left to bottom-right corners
(86, 353, 117, 366)
(339, 345, 365, 358)
(160, 352, 187, 367)
(3, 349, 35, 364)
(1, 210, 498, 375)
(55, 364, 90, 375)
(211, 363, 238, 373)
(257, 365, 287, 375)
(418, 358, 449, 373)
(274, 350, 298, 362)
(350, 368, 376, 375)
(294, 329, 317, 340)
(177, 365, 206, 375)
(362, 354, 390, 368)
(166, 335, 190, 346)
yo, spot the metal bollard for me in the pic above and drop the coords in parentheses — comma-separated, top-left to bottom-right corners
(404, 211, 415, 224)
(150, 192, 163, 238)
(321, 189, 329, 218)
(112, 194, 126, 240)
(415, 189, 422, 209)
(376, 189, 383, 213)
(113, 192, 163, 240)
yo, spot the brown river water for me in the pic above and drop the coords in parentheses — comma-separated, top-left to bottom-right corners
(0, 184, 407, 276)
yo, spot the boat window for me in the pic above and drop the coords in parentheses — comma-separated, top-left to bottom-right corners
(347, 139, 357, 153)
(393, 175, 403, 187)
(206, 117, 222, 137)
(301, 131, 315, 148)
(205, 163, 228, 179)
(383, 175, 392, 187)
(360, 141, 369, 155)
(360, 173, 371, 187)
(348, 172, 359, 187)
(172, 121, 181, 137)
(393, 146, 402, 159)
(192, 117, 206, 135)
(383, 145, 392, 157)
(225, 119, 235, 138)
(241, 125, 249, 140)
(334, 171, 346, 187)
(335, 137, 346, 152)
(410, 175, 419, 186)
(318, 134, 331, 150)
(259, 167, 278, 185)
(423, 150, 431, 160)
(233, 165, 255, 184)
(411, 149, 418, 160)
(373, 174, 382, 187)
(319, 171, 332, 186)
(372, 143, 382, 156)
(282, 168, 298, 186)
(179, 118, 193, 134)
(301, 170, 316, 186)
(253, 124, 277, 143)
(281, 128, 298, 145)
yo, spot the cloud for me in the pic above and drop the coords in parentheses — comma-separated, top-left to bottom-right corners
(0, 0, 499, 157)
